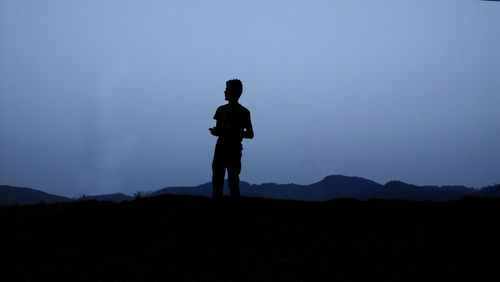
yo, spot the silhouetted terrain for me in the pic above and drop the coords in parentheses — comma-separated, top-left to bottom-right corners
(80, 193, 133, 202)
(1, 195, 499, 281)
(0, 185, 70, 205)
(2, 175, 499, 206)
(153, 175, 492, 201)
(479, 184, 500, 197)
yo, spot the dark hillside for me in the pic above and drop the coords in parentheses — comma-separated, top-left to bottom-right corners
(152, 175, 481, 201)
(1, 195, 499, 281)
(479, 184, 500, 197)
(0, 185, 70, 205)
(81, 193, 133, 202)
(309, 175, 382, 200)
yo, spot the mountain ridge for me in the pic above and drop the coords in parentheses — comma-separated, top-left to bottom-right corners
(0, 185, 71, 205)
(2, 174, 497, 206)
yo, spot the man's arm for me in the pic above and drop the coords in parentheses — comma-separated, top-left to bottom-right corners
(242, 112, 254, 139)
(209, 127, 219, 136)
(209, 107, 220, 136)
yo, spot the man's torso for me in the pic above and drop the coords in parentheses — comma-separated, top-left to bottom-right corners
(214, 103, 250, 145)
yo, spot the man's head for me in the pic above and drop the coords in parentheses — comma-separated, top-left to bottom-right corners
(225, 79, 243, 102)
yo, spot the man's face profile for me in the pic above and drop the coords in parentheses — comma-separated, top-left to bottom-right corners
(224, 86, 234, 101)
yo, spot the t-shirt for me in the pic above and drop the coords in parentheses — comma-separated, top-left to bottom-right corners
(213, 103, 251, 144)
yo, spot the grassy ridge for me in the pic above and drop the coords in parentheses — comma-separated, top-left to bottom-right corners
(1, 195, 500, 281)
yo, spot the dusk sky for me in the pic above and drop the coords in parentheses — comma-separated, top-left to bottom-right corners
(1, 0, 499, 197)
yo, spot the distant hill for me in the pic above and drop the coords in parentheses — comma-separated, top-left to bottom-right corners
(80, 193, 133, 202)
(0, 186, 133, 206)
(478, 184, 500, 197)
(379, 181, 475, 201)
(2, 175, 498, 205)
(0, 185, 70, 206)
(153, 175, 482, 201)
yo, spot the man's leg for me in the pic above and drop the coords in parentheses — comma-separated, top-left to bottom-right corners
(227, 148, 242, 198)
(212, 144, 226, 198)
(212, 167, 225, 198)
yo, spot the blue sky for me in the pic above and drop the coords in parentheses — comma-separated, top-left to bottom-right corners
(1, 0, 499, 196)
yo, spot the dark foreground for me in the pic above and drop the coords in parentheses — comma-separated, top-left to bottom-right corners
(1, 195, 499, 282)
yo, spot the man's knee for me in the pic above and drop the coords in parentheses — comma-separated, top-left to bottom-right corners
(212, 166, 225, 198)
(228, 175, 239, 186)
(227, 173, 240, 197)
(212, 163, 225, 176)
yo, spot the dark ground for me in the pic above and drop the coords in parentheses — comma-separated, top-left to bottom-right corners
(1, 195, 499, 282)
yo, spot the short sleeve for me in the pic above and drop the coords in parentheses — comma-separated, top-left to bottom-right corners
(213, 107, 220, 120)
(244, 109, 251, 127)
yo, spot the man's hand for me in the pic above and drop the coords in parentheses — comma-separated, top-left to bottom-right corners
(209, 127, 219, 136)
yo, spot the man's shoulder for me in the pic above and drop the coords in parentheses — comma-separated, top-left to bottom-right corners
(217, 103, 250, 115)
(215, 104, 228, 113)
(237, 104, 251, 114)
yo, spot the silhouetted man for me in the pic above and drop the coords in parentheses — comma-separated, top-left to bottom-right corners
(209, 79, 254, 198)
